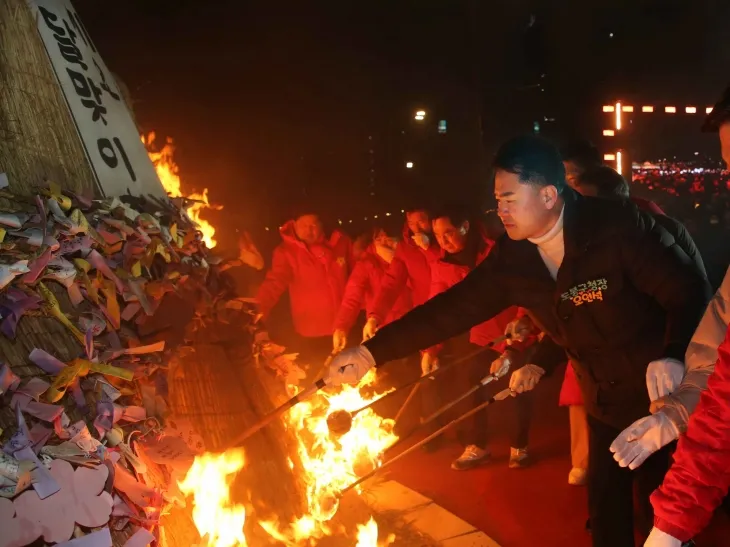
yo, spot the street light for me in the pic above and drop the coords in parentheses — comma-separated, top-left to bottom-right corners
(415, 110, 426, 121)
(406, 162, 414, 169)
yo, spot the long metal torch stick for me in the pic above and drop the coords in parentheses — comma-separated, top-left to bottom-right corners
(385, 371, 501, 453)
(346, 335, 507, 418)
(228, 377, 328, 447)
(339, 388, 515, 497)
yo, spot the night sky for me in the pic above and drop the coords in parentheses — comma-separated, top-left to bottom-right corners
(75, 0, 730, 249)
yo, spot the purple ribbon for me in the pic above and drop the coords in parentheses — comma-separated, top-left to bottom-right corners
(28, 348, 67, 375)
(0, 363, 20, 393)
(0, 288, 42, 339)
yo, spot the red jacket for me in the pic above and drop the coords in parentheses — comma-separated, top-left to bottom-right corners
(558, 197, 666, 407)
(256, 221, 353, 337)
(369, 223, 440, 324)
(651, 324, 730, 542)
(425, 225, 520, 355)
(334, 245, 412, 333)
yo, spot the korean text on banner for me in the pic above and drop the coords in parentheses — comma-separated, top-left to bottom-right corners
(28, 0, 168, 200)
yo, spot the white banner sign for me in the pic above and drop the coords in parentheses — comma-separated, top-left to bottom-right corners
(28, 0, 168, 200)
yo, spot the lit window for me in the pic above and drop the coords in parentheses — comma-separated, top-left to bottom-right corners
(642, 106, 654, 113)
(665, 106, 677, 113)
(622, 105, 634, 112)
(603, 129, 615, 136)
(686, 106, 697, 114)
(604, 154, 616, 161)
(438, 120, 447, 134)
(406, 162, 414, 169)
(603, 106, 615, 112)
(706, 107, 714, 114)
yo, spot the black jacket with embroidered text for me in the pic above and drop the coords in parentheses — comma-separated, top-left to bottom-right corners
(364, 190, 711, 428)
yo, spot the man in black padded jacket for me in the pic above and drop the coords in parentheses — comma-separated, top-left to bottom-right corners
(326, 136, 711, 547)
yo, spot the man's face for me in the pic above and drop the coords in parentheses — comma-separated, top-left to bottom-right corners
(432, 217, 469, 254)
(563, 160, 582, 191)
(294, 214, 324, 245)
(495, 169, 560, 240)
(719, 123, 730, 168)
(406, 211, 431, 234)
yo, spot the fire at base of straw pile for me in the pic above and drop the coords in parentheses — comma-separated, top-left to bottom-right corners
(178, 368, 401, 547)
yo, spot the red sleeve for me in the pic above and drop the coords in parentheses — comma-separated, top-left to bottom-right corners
(370, 257, 409, 324)
(255, 245, 293, 319)
(651, 325, 730, 542)
(334, 260, 370, 333)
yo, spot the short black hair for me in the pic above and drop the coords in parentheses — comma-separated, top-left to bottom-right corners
(702, 85, 730, 132)
(404, 200, 432, 215)
(578, 165, 629, 199)
(493, 135, 566, 194)
(560, 139, 602, 171)
(432, 203, 472, 227)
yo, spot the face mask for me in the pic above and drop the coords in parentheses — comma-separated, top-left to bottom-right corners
(411, 232, 430, 250)
(375, 243, 396, 263)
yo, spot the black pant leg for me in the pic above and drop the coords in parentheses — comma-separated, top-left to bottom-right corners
(587, 415, 636, 547)
(511, 390, 533, 449)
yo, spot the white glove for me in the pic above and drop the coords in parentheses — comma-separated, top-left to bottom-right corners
(490, 352, 513, 378)
(644, 527, 683, 547)
(504, 315, 534, 344)
(646, 358, 685, 402)
(332, 329, 347, 353)
(508, 364, 544, 394)
(362, 317, 379, 342)
(420, 353, 439, 378)
(327, 346, 376, 386)
(610, 412, 680, 470)
(411, 232, 430, 250)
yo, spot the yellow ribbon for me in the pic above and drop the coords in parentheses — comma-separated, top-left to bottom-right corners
(37, 282, 85, 345)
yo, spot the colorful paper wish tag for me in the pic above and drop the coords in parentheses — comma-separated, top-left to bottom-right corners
(37, 282, 85, 344)
(0, 364, 20, 395)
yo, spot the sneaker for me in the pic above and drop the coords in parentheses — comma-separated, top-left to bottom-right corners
(508, 447, 531, 469)
(568, 467, 587, 486)
(451, 445, 490, 470)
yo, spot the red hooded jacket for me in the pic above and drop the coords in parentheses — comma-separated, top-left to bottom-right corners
(334, 245, 412, 334)
(651, 324, 730, 542)
(369, 223, 440, 324)
(256, 221, 353, 337)
(425, 224, 520, 355)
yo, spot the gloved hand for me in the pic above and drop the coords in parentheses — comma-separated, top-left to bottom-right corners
(332, 329, 347, 353)
(362, 317, 379, 342)
(490, 352, 513, 378)
(646, 358, 685, 402)
(327, 346, 376, 386)
(411, 232, 430, 250)
(421, 352, 439, 378)
(509, 364, 544, 394)
(610, 411, 680, 470)
(644, 527, 683, 547)
(504, 315, 534, 344)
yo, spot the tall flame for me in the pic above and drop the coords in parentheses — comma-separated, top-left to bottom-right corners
(260, 368, 398, 543)
(178, 449, 248, 547)
(142, 132, 220, 247)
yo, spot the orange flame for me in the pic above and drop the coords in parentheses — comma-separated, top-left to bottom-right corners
(260, 369, 398, 543)
(142, 132, 220, 247)
(178, 449, 248, 547)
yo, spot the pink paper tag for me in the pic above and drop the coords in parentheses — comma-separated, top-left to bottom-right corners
(55, 527, 113, 547)
(122, 527, 155, 547)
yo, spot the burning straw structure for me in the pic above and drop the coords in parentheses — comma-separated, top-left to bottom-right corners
(0, 0, 97, 197)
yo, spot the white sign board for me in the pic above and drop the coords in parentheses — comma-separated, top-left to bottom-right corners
(28, 0, 168, 200)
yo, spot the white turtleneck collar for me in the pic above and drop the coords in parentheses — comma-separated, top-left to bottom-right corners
(528, 205, 565, 280)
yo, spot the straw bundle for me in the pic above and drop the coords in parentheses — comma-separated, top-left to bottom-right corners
(0, 0, 97, 197)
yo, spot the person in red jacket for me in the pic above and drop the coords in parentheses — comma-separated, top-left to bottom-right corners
(332, 225, 413, 352)
(362, 205, 440, 341)
(256, 210, 353, 358)
(421, 205, 528, 470)
(643, 324, 730, 546)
